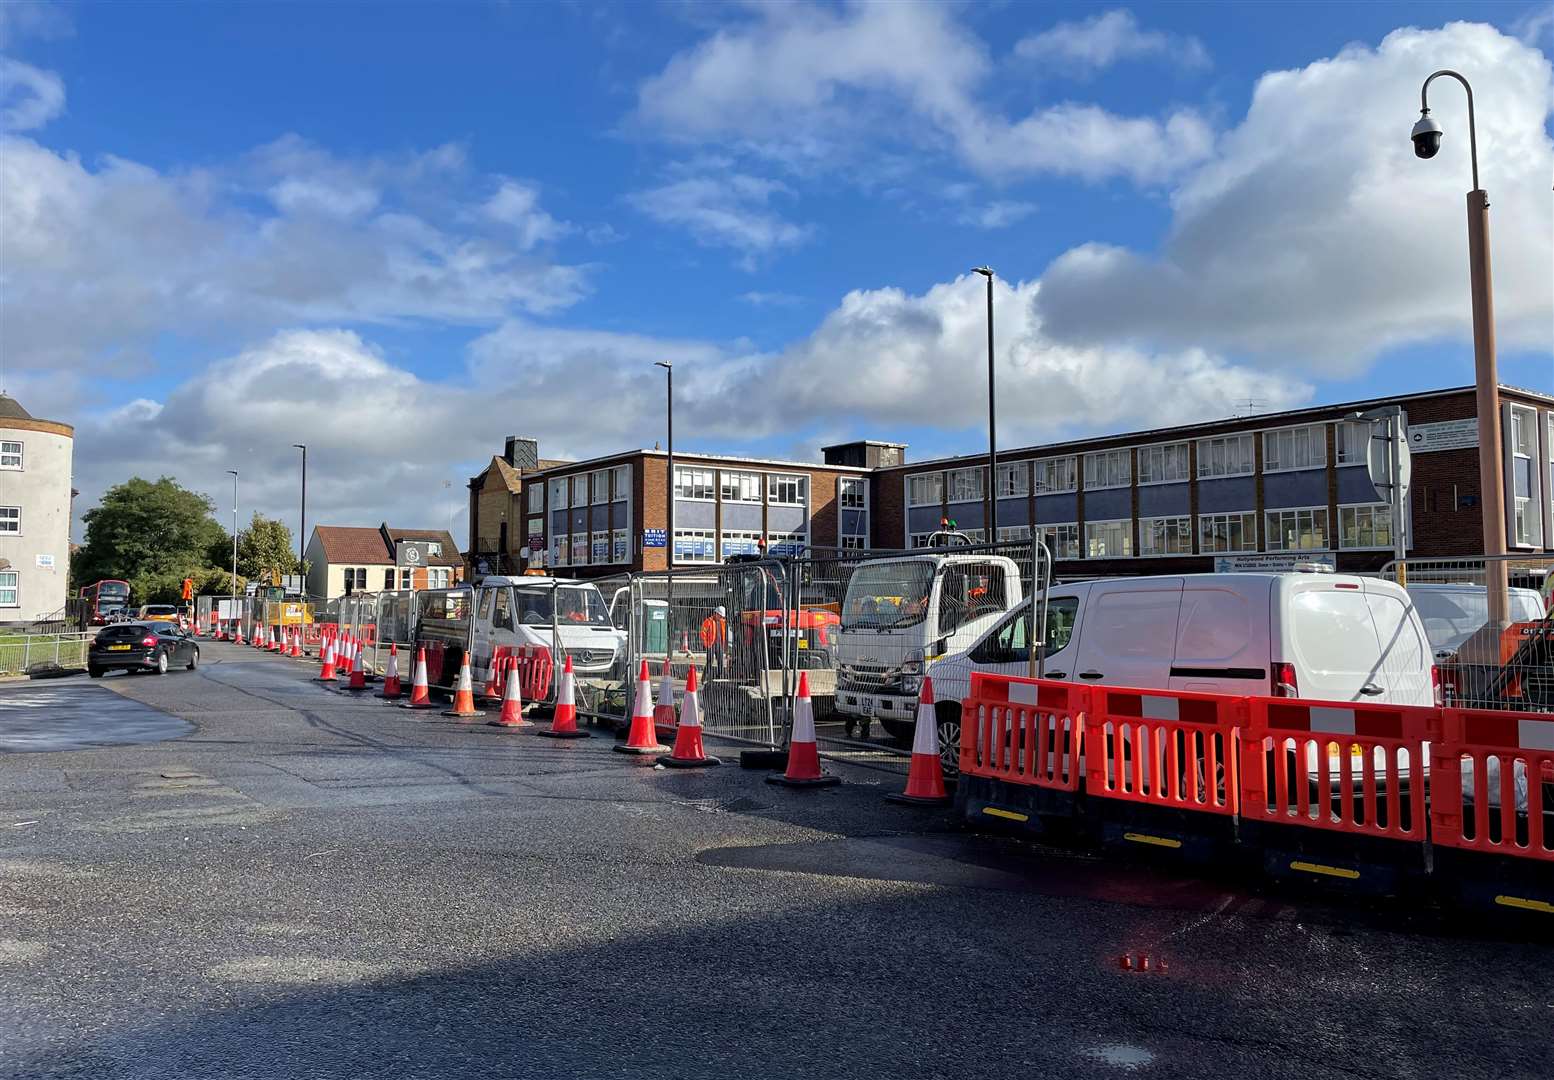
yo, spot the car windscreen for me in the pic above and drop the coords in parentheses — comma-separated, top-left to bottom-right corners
(97, 624, 151, 641)
(841, 561, 934, 630)
(516, 586, 612, 627)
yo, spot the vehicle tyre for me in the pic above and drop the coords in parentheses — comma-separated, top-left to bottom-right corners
(88, 666, 103, 679)
(155, 651, 169, 676)
(936, 701, 962, 777)
(187, 649, 199, 671)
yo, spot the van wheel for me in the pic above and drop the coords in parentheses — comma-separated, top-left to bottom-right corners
(936, 702, 962, 778)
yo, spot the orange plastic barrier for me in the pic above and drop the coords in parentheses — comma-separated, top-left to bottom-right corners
(510, 645, 555, 704)
(1084, 686, 1240, 816)
(1430, 708, 1554, 864)
(1240, 698, 1433, 844)
(960, 674, 1086, 792)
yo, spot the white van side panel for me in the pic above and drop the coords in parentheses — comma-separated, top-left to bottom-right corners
(1168, 578, 1273, 696)
(1072, 579, 1184, 688)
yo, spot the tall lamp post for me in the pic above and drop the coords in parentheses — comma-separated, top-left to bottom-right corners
(226, 469, 239, 606)
(1411, 70, 1508, 629)
(655, 361, 674, 625)
(972, 267, 997, 544)
(293, 444, 306, 586)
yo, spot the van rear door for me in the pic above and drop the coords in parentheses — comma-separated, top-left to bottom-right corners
(1168, 578, 1273, 695)
(1361, 583, 1434, 706)
(1072, 578, 1184, 688)
(1284, 581, 1384, 702)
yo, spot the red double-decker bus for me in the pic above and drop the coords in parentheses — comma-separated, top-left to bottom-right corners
(79, 580, 131, 626)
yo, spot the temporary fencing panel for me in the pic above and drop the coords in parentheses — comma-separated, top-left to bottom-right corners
(1085, 687, 1240, 816)
(957, 673, 1088, 832)
(1431, 708, 1554, 862)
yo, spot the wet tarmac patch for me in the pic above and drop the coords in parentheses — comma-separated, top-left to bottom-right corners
(0, 683, 193, 752)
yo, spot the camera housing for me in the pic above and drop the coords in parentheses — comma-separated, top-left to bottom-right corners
(1412, 113, 1443, 159)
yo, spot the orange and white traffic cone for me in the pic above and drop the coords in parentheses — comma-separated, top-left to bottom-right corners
(400, 647, 435, 710)
(442, 654, 484, 718)
(344, 646, 369, 692)
(614, 660, 668, 755)
(653, 659, 678, 738)
(314, 634, 337, 682)
(487, 657, 528, 728)
(662, 666, 719, 768)
(538, 654, 590, 739)
(480, 653, 504, 704)
(768, 671, 839, 788)
(234, 622, 245, 646)
(886, 677, 951, 806)
(290, 628, 302, 659)
(376, 643, 403, 699)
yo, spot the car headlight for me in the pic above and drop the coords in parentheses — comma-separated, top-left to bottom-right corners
(900, 648, 925, 677)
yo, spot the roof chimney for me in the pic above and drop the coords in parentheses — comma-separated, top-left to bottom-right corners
(504, 436, 539, 470)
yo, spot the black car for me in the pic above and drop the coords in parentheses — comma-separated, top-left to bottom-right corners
(88, 622, 200, 678)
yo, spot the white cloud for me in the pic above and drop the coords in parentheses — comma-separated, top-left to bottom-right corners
(0, 1, 72, 50)
(739, 290, 804, 307)
(634, 1, 1214, 185)
(483, 179, 570, 249)
(0, 133, 589, 374)
(957, 199, 1038, 229)
(628, 171, 813, 266)
(0, 56, 63, 130)
(1512, 5, 1554, 45)
(1035, 22, 1554, 369)
(1014, 10, 1210, 74)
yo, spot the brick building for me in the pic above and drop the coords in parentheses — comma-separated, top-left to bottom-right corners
(466, 383, 1551, 580)
(466, 436, 572, 576)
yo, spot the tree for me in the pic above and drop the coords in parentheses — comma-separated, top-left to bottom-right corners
(75, 477, 235, 603)
(236, 513, 300, 583)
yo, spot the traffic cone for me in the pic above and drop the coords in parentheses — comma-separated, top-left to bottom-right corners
(614, 660, 668, 755)
(652, 659, 677, 738)
(487, 657, 529, 728)
(441, 654, 484, 718)
(400, 647, 436, 709)
(376, 643, 403, 699)
(314, 635, 337, 682)
(767, 671, 840, 788)
(538, 654, 590, 739)
(338, 635, 352, 675)
(886, 677, 952, 806)
(267, 626, 280, 652)
(662, 666, 719, 768)
(290, 628, 302, 659)
(480, 653, 503, 704)
(344, 645, 369, 691)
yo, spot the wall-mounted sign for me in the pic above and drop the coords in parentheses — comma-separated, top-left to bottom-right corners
(1214, 553, 1337, 573)
(1407, 419, 1478, 454)
(36, 553, 55, 570)
(396, 539, 434, 566)
(643, 528, 667, 548)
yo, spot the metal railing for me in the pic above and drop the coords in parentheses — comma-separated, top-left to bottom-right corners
(0, 632, 92, 675)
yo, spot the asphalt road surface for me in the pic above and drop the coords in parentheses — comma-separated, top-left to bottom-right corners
(1, 641, 1549, 1079)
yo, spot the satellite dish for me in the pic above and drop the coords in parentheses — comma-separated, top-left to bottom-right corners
(1366, 419, 1412, 502)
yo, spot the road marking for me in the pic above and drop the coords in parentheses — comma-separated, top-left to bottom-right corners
(1290, 860, 1360, 880)
(1495, 895, 1554, 915)
(1123, 832, 1181, 849)
(981, 807, 1029, 822)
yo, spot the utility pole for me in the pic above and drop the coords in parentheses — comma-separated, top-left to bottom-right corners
(972, 267, 996, 543)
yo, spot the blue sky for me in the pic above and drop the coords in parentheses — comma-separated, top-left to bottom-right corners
(2, 1, 1550, 544)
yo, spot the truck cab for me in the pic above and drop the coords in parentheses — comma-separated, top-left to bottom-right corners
(833, 542, 1023, 742)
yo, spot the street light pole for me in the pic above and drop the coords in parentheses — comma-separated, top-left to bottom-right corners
(973, 267, 996, 543)
(293, 444, 306, 581)
(226, 469, 239, 603)
(655, 362, 674, 567)
(1413, 70, 1508, 629)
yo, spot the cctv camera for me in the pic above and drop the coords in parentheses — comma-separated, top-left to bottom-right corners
(1411, 113, 1443, 159)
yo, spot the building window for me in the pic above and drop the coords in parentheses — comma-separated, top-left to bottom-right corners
(428, 567, 452, 589)
(1507, 403, 1544, 548)
(674, 529, 717, 563)
(767, 474, 808, 506)
(570, 474, 588, 507)
(996, 463, 1029, 499)
(0, 506, 18, 534)
(766, 530, 807, 556)
(567, 533, 587, 565)
(528, 482, 543, 513)
(611, 464, 631, 501)
(401, 569, 413, 589)
(720, 530, 762, 559)
(1139, 515, 1193, 556)
(909, 532, 935, 548)
(552, 533, 568, 567)
(591, 470, 609, 505)
(383, 569, 396, 590)
(907, 473, 944, 507)
(1198, 512, 1258, 554)
(1037, 523, 1080, 560)
(947, 467, 985, 504)
(1197, 434, 1255, 479)
(675, 468, 716, 501)
(1033, 456, 1077, 495)
(549, 478, 568, 510)
(1334, 421, 1374, 466)
(1083, 450, 1131, 490)
(1085, 519, 1132, 558)
(996, 526, 1031, 542)
(527, 517, 543, 546)
(1263, 425, 1326, 472)
(590, 531, 609, 563)
(720, 470, 762, 503)
(839, 476, 866, 509)
(958, 529, 987, 543)
(612, 529, 629, 563)
(1338, 504, 1394, 549)
(1137, 443, 1190, 485)
(0, 571, 16, 607)
(1266, 508, 1329, 551)
(0, 441, 20, 470)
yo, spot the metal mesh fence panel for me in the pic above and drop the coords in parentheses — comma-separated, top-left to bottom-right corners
(1380, 554, 1553, 713)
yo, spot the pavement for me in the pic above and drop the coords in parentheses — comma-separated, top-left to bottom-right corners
(0, 640, 1550, 1079)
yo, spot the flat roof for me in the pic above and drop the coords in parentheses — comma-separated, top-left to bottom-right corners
(523, 447, 873, 479)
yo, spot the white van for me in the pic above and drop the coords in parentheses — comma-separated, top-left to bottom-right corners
(1404, 583, 1546, 659)
(923, 572, 1437, 772)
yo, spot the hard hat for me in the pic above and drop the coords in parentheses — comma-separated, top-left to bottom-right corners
(714, 605, 726, 616)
